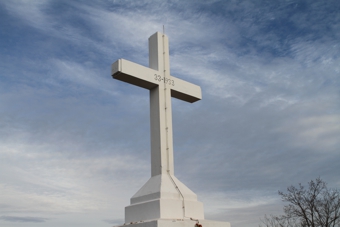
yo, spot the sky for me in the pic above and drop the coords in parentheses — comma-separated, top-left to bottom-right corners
(0, 0, 339, 227)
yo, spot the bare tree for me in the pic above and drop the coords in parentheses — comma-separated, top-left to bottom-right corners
(260, 178, 340, 227)
(261, 214, 300, 227)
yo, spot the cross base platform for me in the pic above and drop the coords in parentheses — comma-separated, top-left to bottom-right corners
(117, 219, 230, 227)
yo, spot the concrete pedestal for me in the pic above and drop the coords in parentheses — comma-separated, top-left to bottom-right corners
(125, 174, 204, 223)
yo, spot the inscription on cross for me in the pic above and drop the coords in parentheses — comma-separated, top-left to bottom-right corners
(111, 32, 201, 177)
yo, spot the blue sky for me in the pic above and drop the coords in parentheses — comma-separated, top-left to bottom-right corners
(0, 0, 339, 227)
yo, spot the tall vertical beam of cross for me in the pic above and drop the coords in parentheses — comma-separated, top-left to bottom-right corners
(111, 32, 201, 177)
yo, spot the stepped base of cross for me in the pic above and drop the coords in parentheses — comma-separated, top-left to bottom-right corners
(118, 174, 230, 227)
(125, 174, 203, 222)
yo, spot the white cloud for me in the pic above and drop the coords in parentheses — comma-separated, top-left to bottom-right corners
(278, 114, 340, 152)
(0, 135, 148, 215)
(51, 59, 118, 95)
(2, 0, 51, 31)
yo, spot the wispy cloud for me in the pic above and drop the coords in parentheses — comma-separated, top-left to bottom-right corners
(278, 114, 340, 152)
(0, 215, 49, 223)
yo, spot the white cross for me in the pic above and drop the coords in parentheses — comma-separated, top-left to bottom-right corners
(111, 32, 201, 177)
